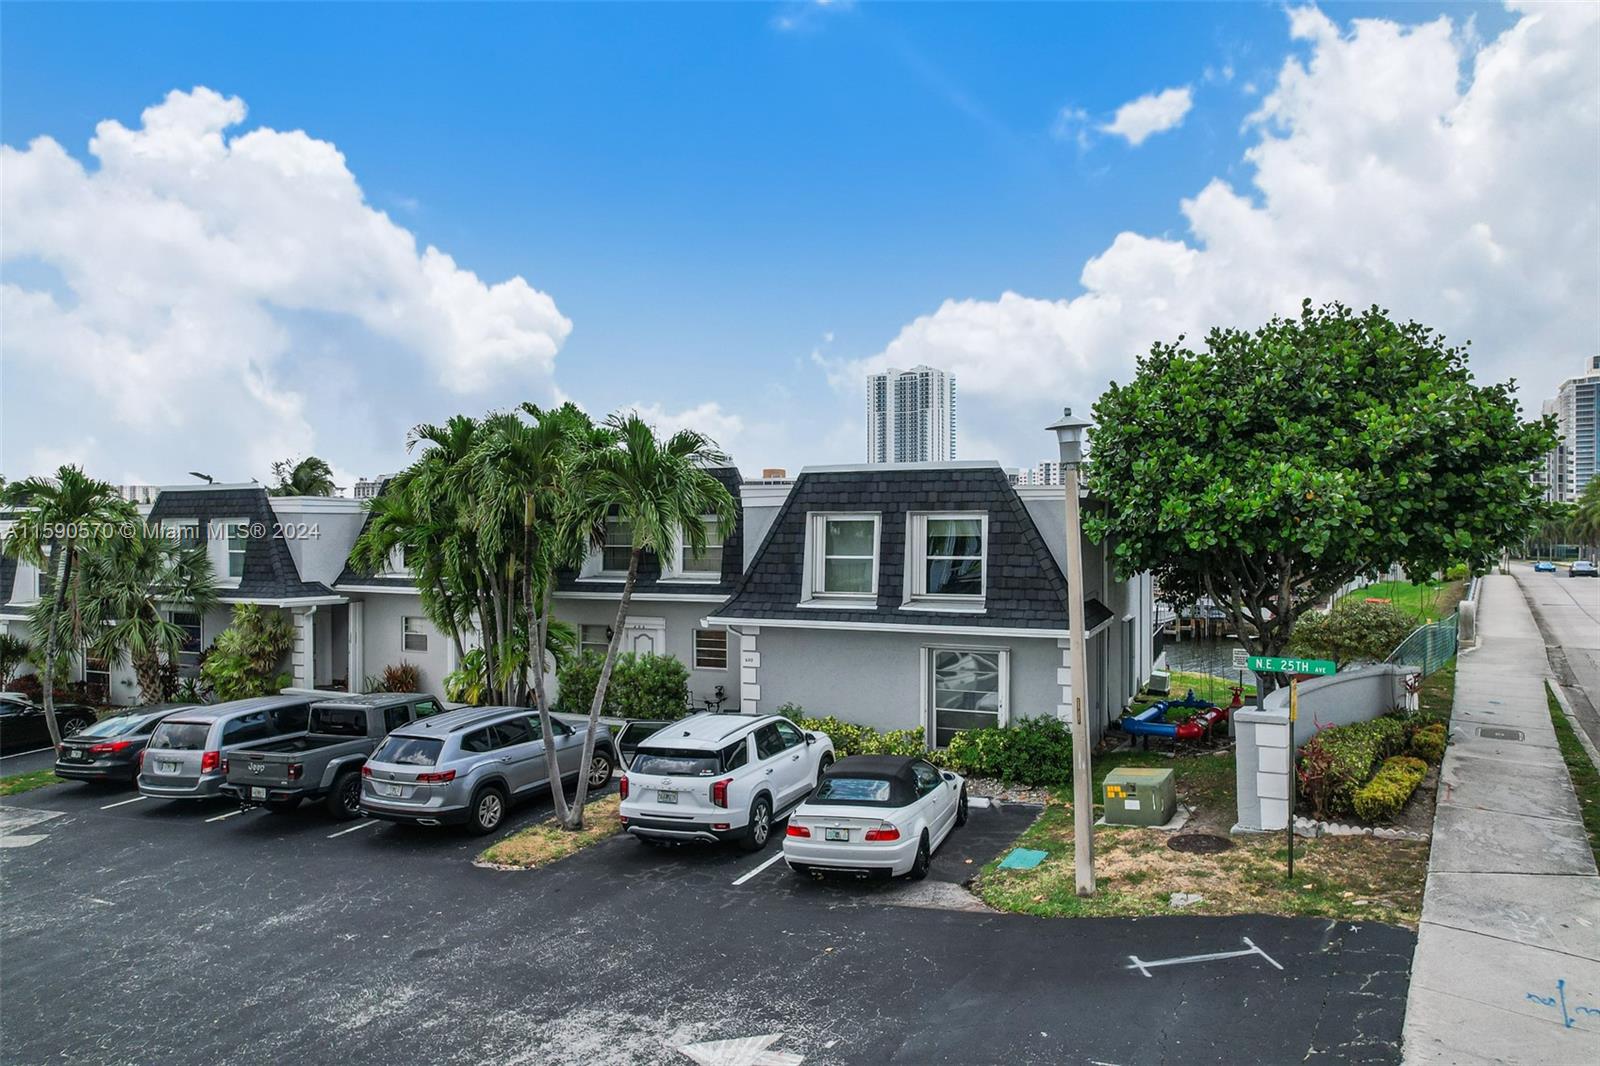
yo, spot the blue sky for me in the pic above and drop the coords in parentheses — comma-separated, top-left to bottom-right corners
(2, 1, 1587, 485)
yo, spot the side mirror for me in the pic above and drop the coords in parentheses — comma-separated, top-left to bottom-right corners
(942, 771, 957, 782)
(804, 732, 816, 744)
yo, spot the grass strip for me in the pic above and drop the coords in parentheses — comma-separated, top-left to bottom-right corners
(1546, 683, 1600, 866)
(477, 794, 623, 868)
(0, 769, 64, 798)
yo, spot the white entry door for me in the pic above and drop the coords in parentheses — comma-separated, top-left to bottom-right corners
(624, 617, 667, 655)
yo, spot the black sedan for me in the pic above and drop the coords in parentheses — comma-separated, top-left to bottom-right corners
(0, 692, 100, 755)
(53, 704, 195, 785)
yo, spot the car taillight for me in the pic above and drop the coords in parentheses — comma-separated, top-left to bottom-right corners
(88, 740, 134, 755)
(619, 774, 629, 799)
(786, 824, 811, 837)
(864, 824, 901, 841)
(416, 770, 456, 784)
(361, 765, 373, 777)
(711, 778, 731, 808)
(201, 750, 220, 774)
(288, 763, 304, 781)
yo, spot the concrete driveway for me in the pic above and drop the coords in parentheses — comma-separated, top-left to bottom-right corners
(0, 779, 1415, 1065)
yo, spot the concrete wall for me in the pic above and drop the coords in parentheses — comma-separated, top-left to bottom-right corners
(269, 498, 368, 586)
(552, 597, 743, 711)
(741, 625, 1066, 738)
(358, 593, 453, 697)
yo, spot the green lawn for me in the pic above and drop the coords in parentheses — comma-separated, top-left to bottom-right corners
(1164, 670, 1255, 706)
(0, 769, 65, 798)
(1341, 578, 1466, 623)
(1547, 684, 1600, 866)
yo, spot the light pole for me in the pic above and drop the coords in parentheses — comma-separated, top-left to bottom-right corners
(1048, 406, 1095, 897)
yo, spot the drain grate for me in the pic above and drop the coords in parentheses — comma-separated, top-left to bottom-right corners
(1167, 833, 1234, 855)
(1477, 726, 1524, 741)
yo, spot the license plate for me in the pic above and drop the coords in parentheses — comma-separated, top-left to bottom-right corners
(250, 786, 266, 800)
(656, 790, 677, 805)
(825, 827, 850, 842)
(158, 761, 179, 774)
(64, 749, 86, 761)
(374, 782, 402, 798)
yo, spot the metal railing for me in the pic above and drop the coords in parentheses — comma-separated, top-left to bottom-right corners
(1385, 613, 1459, 677)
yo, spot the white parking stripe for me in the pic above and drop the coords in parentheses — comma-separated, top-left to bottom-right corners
(0, 746, 55, 761)
(326, 820, 378, 839)
(732, 851, 786, 886)
(100, 796, 148, 810)
(204, 809, 245, 823)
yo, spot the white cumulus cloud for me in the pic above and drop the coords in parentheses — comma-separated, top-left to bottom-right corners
(848, 2, 1599, 467)
(1, 87, 572, 483)
(1101, 86, 1194, 145)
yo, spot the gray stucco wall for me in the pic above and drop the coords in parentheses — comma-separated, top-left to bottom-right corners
(552, 597, 745, 711)
(743, 626, 1065, 739)
(269, 500, 368, 586)
(358, 593, 452, 697)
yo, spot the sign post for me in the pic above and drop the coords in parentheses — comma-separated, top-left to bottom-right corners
(1244, 657, 1336, 882)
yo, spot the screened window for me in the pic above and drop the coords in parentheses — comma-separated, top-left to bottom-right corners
(930, 649, 1006, 747)
(402, 616, 428, 653)
(812, 515, 878, 596)
(580, 624, 610, 657)
(603, 515, 633, 572)
(693, 628, 728, 670)
(681, 516, 723, 576)
(914, 515, 985, 599)
(171, 611, 203, 673)
(83, 655, 111, 704)
(226, 522, 248, 579)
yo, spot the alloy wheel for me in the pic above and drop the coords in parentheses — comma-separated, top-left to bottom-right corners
(751, 803, 770, 846)
(478, 792, 503, 830)
(587, 755, 611, 788)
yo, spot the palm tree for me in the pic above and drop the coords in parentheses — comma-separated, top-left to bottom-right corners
(561, 412, 735, 828)
(75, 523, 218, 703)
(1, 466, 134, 744)
(1574, 478, 1600, 559)
(0, 632, 30, 687)
(269, 456, 337, 496)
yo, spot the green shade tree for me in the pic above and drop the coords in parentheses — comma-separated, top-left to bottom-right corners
(1087, 300, 1555, 682)
(1, 467, 135, 742)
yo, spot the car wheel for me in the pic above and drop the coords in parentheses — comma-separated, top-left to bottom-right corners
(907, 832, 931, 881)
(816, 753, 834, 787)
(739, 795, 773, 852)
(263, 797, 301, 814)
(59, 716, 92, 739)
(468, 785, 507, 835)
(326, 771, 362, 820)
(586, 749, 615, 790)
(955, 787, 969, 827)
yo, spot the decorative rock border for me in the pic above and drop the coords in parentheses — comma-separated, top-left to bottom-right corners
(1293, 815, 1428, 841)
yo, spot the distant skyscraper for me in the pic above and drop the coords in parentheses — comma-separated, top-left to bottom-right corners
(865, 365, 957, 463)
(353, 476, 389, 501)
(1539, 356, 1600, 503)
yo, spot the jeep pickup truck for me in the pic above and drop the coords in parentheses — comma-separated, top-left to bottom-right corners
(223, 692, 443, 819)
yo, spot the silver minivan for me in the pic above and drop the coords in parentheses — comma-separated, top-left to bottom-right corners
(360, 706, 616, 834)
(137, 695, 315, 801)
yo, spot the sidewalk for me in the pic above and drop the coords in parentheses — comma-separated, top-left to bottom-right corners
(1402, 574, 1600, 1063)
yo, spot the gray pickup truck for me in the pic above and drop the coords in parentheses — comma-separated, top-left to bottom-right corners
(222, 692, 444, 819)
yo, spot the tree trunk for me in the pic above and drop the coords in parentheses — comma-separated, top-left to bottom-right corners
(133, 650, 167, 704)
(533, 580, 573, 827)
(40, 545, 75, 748)
(564, 546, 640, 830)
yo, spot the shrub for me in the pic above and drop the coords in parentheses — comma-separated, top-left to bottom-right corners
(371, 661, 422, 694)
(199, 604, 295, 702)
(1288, 598, 1418, 665)
(778, 709, 925, 758)
(1410, 722, 1447, 763)
(1297, 715, 1410, 818)
(1352, 755, 1429, 822)
(943, 716, 1073, 786)
(1444, 562, 1471, 581)
(556, 651, 688, 721)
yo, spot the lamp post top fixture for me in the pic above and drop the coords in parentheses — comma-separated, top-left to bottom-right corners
(1046, 406, 1091, 467)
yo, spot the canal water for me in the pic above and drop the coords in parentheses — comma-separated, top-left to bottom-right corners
(1160, 634, 1251, 678)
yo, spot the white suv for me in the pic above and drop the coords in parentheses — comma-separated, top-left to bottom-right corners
(619, 713, 835, 851)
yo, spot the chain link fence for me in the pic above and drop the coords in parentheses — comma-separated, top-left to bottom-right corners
(1385, 613, 1459, 677)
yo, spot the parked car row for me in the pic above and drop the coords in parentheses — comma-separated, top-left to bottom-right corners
(1, 691, 101, 755)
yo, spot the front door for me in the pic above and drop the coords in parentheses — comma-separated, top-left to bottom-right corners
(624, 617, 667, 656)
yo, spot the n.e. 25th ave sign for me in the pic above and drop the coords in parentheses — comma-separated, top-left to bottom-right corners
(1246, 656, 1337, 676)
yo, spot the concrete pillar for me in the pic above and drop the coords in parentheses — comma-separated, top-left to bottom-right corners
(347, 600, 364, 694)
(291, 606, 317, 690)
(739, 626, 761, 712)
(1056, 637, 1073, 723)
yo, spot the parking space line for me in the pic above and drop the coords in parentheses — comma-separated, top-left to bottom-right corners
(204, 809, 245, 823)
(100, 796, 148, 810)
(0, 746, 54, 761)
(326, 820, 378, 839)
(732, 851, 787, 886)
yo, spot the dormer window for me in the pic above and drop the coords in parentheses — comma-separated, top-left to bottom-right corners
(226, 522, 249, 579)
(602, 515, 633, 574)
(910, 514, 986, 601)
(807, 513, 880, 600)
(680, 517, 723, 577)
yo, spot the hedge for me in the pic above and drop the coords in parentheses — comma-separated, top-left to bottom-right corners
(775, 704, 1073, 787)
(1352, 756, 1429, 822)
(556, 651, 689, 720)
(1297, 715, 1410, 819)
(1410, 722, 1447, 764)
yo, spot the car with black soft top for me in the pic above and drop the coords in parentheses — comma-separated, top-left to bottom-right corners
(54, 703, 195, 785)
(221, 692, 445, 819)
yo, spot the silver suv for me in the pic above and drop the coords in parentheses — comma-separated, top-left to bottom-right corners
(137, 695, 314, 801)
(360, 706, 616, 834)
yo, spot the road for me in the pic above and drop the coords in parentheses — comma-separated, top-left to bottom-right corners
(0, 780, 1415, 1065)
(1510, 562, 1600, 747)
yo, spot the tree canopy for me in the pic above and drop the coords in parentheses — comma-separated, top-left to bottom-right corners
(1085, 300, 1555, 661)
(269, 456, 336, 496)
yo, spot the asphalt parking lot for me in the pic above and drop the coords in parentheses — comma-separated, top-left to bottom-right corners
(1, 779, 1415, 1065)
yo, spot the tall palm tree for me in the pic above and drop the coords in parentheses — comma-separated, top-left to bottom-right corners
(1, 466, 134, 744)
(349, 489, 471, 666)
(562, 412, 735, 828)
(269, 456, 337, 497)
(75, 523, 219, 703)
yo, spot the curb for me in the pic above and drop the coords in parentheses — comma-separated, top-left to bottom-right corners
(1549, 681, 1600, 769)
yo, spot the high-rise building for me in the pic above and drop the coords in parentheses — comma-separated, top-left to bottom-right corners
(1539, 356, 1600, 503)
(353, 476, 390, 501)
(866, 365, 957, 464)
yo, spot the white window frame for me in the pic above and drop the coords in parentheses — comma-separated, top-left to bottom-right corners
(906, 512, 988, 608)
(579, 624, 610, 658)
(168, 610, 204, 674)
(693, 627, 730, 670)
(163, 519, 201, 548)
(803, 512, 881, 603)
(669, 515, 725, 582)
(600, 514, 633, 576)
(402, 616, 429, 653)
(920, 645, 1011, 749)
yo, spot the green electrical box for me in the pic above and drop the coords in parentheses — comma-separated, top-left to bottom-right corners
(1103, 767, 1177, 827)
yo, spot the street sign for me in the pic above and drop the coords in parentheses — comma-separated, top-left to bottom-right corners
(1247, 655, 1336, 676)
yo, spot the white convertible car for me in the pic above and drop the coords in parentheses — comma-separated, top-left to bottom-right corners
(782, 754, 968, 880)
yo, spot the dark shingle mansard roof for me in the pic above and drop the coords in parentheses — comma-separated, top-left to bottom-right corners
(0, 555, 21, 619)
(148, 487, 334, 601)
(709, 463, 1112, 633)
(333, 478, 411, 591)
